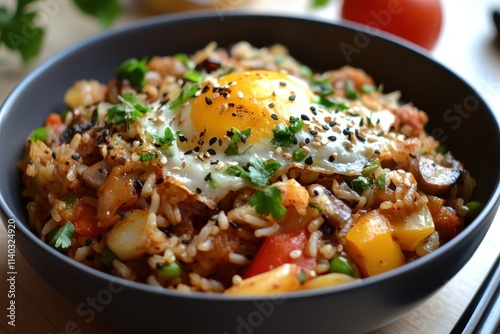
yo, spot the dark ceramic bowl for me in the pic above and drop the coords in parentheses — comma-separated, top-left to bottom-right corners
(1, 12, 499, 334)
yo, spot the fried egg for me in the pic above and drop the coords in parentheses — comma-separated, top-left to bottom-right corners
(138, 70, 396, 207)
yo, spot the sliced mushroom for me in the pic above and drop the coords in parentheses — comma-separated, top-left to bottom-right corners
(82, 160, 110, 190)
(411, 155, 460, 195)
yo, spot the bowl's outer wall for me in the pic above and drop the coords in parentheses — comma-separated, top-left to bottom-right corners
(1, 13, 499, 334)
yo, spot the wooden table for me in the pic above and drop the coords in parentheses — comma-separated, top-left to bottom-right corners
(1, 0, 499, 333)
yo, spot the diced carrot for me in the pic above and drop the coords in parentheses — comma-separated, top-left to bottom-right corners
(45, 113, 63, 126)
(73, 202, 104, 238)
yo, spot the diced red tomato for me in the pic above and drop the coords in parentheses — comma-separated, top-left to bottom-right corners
(72, 202, 104, 238)
(243, 229, 316, 279)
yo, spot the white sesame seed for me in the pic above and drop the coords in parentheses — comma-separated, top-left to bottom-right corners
(236, 91, 244, 99)
(160, 157, 168, 165)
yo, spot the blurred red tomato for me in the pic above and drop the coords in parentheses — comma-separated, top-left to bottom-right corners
(341, 0, 442, 50)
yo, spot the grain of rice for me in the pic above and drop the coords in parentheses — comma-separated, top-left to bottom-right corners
(113, 259, 132, 279)
(254, 223, 280, 237)
(243, 213, 270, 228)
(156, 215, 168, 228)
(306, 230, 322, 257)
(74, 246, 91, 262)
(146, 276, 163, 287)
(289, 249, 302, 259)
(319, 244, 336, 260)
(163, 249, 176, 264)
(93, 239, 106, 254)
(197, 239, 213, 251)
(228, 252, 250, 265)
(217, 210, 229, 230)
(41, 219, 59, 236)
(379, 201, 394, 210)
(316, 258, 331, 274)
(187, 243, 197, 257)
(307, 216, 325, 233)
(149, 189, 160, 214)
(232, 275, 243, 286)
(141, 173, 156, 198)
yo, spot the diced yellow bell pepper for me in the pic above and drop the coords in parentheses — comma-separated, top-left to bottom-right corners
(345, 210, 405, 277)
(390, 204, 435, 251)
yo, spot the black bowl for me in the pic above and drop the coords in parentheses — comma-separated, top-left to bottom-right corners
(1, 12, 499, 334)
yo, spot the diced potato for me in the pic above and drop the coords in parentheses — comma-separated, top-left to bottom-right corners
(224, 264, 312, 295)
(390, 204, 435, 251)
(344, 210, 405, 277)
(301, 273, 358, 290)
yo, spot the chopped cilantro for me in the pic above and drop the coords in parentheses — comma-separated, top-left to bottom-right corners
(298, 65, 313, 79)
(173, 53, 195, 70)
(139, 152, 157, 162)
(183, 70, 203, 83)
(61, 194, 79, 208)
(309, 203, 323, 212)
(73, 0, 122, 29)
(226, 158, 282, 187)
(344, 80, 359, 100)
(271, 117, 303, 148)
(351, 176, 373, 194)
(376, 174, 386, 190)
(311, 77, 335, 97)
(436, 145, 448, 154)
(107, 93, 150, 124)
(362, 84, 376, 94)
(31, 126, 48, 142)
(116, 57, 148, 89)
(147, 127, 178, 147)
(224, 128, 251, 156)
(90, 108, 98, 126)
(169, 84, 200, 110)
(49, 221, 74, 249)
(100, 247, 117, 267)
(318, 97, 350, 111)
(248, 186, 286, 221)
(362, 158, 381, 177)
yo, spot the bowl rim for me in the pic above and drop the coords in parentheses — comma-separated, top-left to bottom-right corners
(1, 10, 500, 302)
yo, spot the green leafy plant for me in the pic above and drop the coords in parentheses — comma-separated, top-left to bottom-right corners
(0, 0, 122, 64)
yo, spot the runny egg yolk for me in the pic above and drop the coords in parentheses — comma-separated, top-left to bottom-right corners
(190, 70, 314, 144)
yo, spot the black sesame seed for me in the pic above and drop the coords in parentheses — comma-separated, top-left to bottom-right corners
(268, 102, 275, 108)
(196, 187, 202, 194)
(85, 239, 92, 246)
(310, 106, 316, 112)
(51, 151, 56, 159)
(210, 160, 219, 165)
(313, 189, 319, 196)
(329, 121, 337, 127)
(328, 135, 337, 141)
(309, 130, 318, 136)
(228, 102, 235, 108)
(134, 179, 143, 193)
(305, 138, 311, 144)
(107, 145, 113, 150)
(182, 239, 190, 245)
(322, 124, 330, 131)
(279, 81, 287, 87)
(156, 262, 164, 269)
(179, 134, 188, 142)
(204, 173, 212, 181)
(328, 155, 335, 162)
(304, 156, 313, 165)
(71, 153, 80, 160)
(374, 149, 381, 154)
(293, 137, 298, 145)
(202, 85, 210, 94)
(118, 211, 126, 218)
(343, 128, 350, 136)
(194, 146, 200, 152)
(232, 113, 237, 117)
(207, 149, 216, 155)
(227, 130, 234, 137)
(271, 114, 278, 120)
(205, 96, 213, 105)
(184, 150, 193, 155)
(409, 153, 417, 158)
(355, 129, 366, 142)
(209, 137, 217, 145)
(301, 114, 310, 121)
(229, 221, 239, 229)
(210, 214, 219, 221)
(97, 234, 103, 242)
(289, 94, 296, 101)
(156, 177, 164, 185)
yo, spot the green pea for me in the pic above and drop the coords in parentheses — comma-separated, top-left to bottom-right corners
(292, 147, 307, 161)
(159, 262, 182, 280)
(330, 255, 357, 277)
(465, 201, 484, 220)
